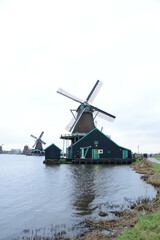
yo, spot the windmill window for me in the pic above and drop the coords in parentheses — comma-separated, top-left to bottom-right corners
(94, 141, 98, 145)
(108, 150, 111, 154)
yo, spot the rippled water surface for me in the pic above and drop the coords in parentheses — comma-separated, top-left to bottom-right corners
(0, 154, 157, 239)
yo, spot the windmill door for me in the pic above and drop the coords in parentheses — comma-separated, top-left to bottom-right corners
(92, 149, 99, 159)
(123, 150, 128, 159)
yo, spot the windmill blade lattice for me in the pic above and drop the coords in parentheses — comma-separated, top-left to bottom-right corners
(39, 131, 44, 139)
(30, 134, 37, 140)
(69, 107, 86, 132)
(86, 80, 103, 104)
(65, 112, 78, 131)
(90, 104, 116, 122)
(57, 88, 83, 104)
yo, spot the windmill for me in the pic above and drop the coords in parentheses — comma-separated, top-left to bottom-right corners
(57, 80, 116, 134)
(30, 131, 46, 152)
(0, 144, 3, 153)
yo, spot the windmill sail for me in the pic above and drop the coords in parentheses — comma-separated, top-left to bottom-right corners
(90, 104, 116, 121)
(65, 112, 78, 131)
(86, 80, 103, 104)
(57, 88, 83, 104)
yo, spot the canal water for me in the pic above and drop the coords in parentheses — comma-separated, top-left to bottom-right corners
(0, 154, 157, 239)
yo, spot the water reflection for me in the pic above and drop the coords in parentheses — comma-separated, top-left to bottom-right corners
(69, 164, 157, 219)
(71, 165, 97, 215)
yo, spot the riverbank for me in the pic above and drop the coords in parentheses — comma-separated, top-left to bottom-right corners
(82, 158, 160, 240)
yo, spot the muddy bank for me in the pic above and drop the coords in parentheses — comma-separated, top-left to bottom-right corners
(132, 158, 160, 187)
(82, 158, 160, 240)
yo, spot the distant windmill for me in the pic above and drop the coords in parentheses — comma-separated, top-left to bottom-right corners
(57, 80, 116, 133)
(30, 132, 46, 151)
(0, 144, 3, 153)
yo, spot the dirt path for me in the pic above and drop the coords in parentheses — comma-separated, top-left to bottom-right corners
(148, 157, 160, 164)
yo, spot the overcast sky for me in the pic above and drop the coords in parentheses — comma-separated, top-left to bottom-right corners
(0, 0, 160, 154)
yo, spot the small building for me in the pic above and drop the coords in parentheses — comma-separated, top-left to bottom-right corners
(66, 128, 132, 160)
(44, 143, 62, 160)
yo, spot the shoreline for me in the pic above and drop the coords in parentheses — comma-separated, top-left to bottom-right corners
(82, 158, 160, 240)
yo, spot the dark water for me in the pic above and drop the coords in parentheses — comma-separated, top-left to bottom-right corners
(0, 154, 157, 239)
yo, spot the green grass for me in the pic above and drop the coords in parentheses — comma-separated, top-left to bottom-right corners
(132, 159, 141, 164)
(153, 162, 160, 175)
(117, 213, 160, 240)
(117, 160, 160, 240)
(155, 156, 160, 161)
(136, 159, 141, 163)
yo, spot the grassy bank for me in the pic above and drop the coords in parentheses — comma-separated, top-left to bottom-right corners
(155, 156, 160, 161)
(117, 212, 160, 240)
(116, 159, 160, 240)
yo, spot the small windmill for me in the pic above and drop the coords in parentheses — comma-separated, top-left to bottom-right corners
(57, 80, 116, 133)
(0, 144, 3, 153)
(30, 131, 46, 152)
